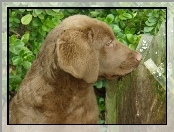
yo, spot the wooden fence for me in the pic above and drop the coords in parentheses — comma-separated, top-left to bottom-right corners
(105, 22, 166, 124)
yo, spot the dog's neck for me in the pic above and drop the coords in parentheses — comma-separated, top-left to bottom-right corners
(28, 60, 93, 92)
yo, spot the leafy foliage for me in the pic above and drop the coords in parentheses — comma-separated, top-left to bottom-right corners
(9, 9, 65, 92)
(9, 8, 166, 124)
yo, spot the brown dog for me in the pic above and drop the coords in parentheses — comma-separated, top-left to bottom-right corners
(9, 15, 142, 124)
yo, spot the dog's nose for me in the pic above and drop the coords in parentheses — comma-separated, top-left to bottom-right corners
(136, 53, 142, 61)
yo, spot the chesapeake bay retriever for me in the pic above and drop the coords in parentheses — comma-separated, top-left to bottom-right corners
(9, 15, 142, 124)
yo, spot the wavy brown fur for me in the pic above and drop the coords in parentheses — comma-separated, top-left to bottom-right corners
(9, 15, 142, 124)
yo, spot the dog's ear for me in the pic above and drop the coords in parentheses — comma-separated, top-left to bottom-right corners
(57, 30, 99, 83)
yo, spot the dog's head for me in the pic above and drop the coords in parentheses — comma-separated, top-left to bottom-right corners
(56, 15, 142, 83)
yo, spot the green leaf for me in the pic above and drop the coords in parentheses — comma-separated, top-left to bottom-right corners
(52, 9, 60, 12)
(9, 35, 17, 44)
(9, 17, 13, 23)
(110, 9, 116, 14)
(12, 56, 23, 65)
(116, 32, 124, 38)
(124, 27, 130, 34)
(132, 12, 137, 18)
(145, 21, 156, 26)
(130, 28, 136, 34)
(67, 9, 76, 13)
(31, 31, 37, 37)
(9, 75, 22, 86)
(122, 13, 132, 19)
(126, 34, 135, 44)
(114, 16, 120, 23)
(38, 13, 45, 19)
(45, 9, 55, 16)
(120, 21, 125, 28)
(21, 33, 30, 44)
(95, 80, 103, 88)
(99, 97, 104, 102)
(144, 27, 154, 32)
(148, 17, 157, 23)
(35, 9, 43, 15)
(119, 15, 126, 20)
(56, 13, 64, 20)
(147, 12, 153, 17)
(42, 25, 48, 31)
(118, 38, 128, 45)
(32, 18, 42, 26)
(10, 39, 24, 46)
(90, 11, 100, 17)
(10, 40, 25, 54)
(45, 20, 55, 28)
(24, 50, 33, 56)
(14, 18, 20, 23)
(26, 9, 33, 11)
(39, 29, 46, 36)
(23, 55, 34, 62)
(19, 9, 25, 12)
(106, 14, 114, 23)
(19, 49, 33, 58)
(119, 13, 132, 20)
(19, 49, 25, 57)
(113, 25, 121, 33)
(20, 50, 34, 61)
(153, 12, 159, 18)
(23, 61, 32, 70)
(32, 10, 38, 17)
(129, 44, 136, 50)
(52, 18, 60, 25)
(21, 14, 32, 25)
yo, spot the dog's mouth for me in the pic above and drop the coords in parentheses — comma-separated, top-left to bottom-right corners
(98, 64, 141, 80)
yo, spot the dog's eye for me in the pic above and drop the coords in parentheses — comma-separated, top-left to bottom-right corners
(105, 40, 114, 47)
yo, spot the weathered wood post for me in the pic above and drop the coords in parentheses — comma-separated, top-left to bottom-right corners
(105, 22, 166, 124)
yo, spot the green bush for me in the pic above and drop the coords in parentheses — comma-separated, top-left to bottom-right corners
(9, 8, 166, 124)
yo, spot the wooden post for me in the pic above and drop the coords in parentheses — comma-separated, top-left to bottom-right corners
(105, 23, 166, 124)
